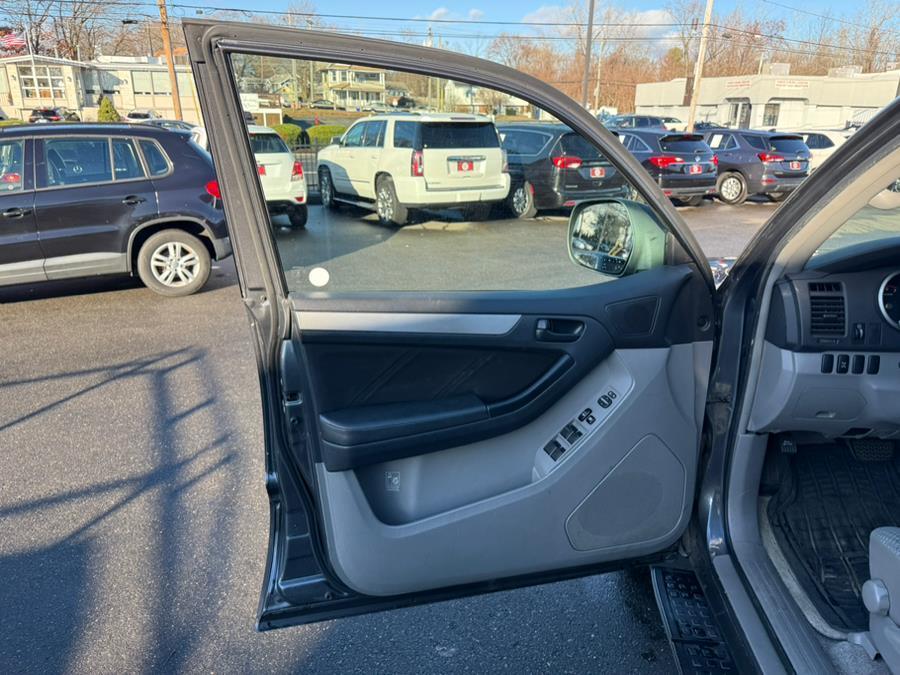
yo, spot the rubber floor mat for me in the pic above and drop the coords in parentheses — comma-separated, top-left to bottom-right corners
(767, 443, 900, 632)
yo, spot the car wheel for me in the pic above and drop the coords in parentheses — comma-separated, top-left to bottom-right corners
(289, 204, 308, 228)
(716, 172, 747, 205)
(319, 168, 337, 210)
(683, 195, 705, 207)
(375, 175, 408, 226)
(769, 192, 788, 202)
(509, 182, 537, 219)
(137, 229, 211, 297)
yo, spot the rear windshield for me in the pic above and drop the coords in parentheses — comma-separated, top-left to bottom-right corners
(249, 133, 290, 154)
(421, 122, 499, 149)
(659, 135, 709, 153)
(559, 133, 605, 160)
(768, 136, 808, 153)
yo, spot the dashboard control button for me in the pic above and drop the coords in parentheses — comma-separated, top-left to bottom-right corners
(598, 395, 612, 408)
(852, 323, 865, 343)
(852, 355, 865, 374)
(868, 355, 880, 375)
(821, 354, 834, 373)
(836, 354, 850, 374)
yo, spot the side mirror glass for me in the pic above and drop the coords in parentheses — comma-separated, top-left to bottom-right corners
(568, 199, 667, 277)
(331, 136, 343, 145)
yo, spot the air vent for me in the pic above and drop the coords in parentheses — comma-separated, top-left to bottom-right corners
(809, 281, 842, 293)
(810, 294, 846, 336)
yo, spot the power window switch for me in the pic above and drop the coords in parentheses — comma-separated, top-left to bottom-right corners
(821, 354, 834, 373)
(836, 354, 850, 374)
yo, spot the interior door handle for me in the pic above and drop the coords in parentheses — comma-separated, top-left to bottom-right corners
(122, 196, 146, 205)
(535, 318, 584, 342)
(2, 207, 31, 219)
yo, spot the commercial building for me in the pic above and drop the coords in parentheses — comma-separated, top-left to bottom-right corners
(0, 53, 201, 123)
(635, 65, 900, 129)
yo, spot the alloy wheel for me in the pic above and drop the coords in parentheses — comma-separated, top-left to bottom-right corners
(320, 172, 333, 205)
(720, 176, 742, 202)
(149, 241, 201, 287)
(512, 186, 529, 216)
(377, 186, 394, 221)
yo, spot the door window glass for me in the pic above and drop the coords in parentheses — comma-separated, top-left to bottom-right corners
(112, 138, 145, 180)
(230, 55, 687, 293)
(0, 139, 25, 193)
(43, 138, 112, 187)
(139, 140, 170, 176)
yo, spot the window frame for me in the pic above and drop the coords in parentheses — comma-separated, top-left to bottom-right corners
(111, 137, 147, 181)
(137, 138, 174, 179)
(0, 137, 28, 194)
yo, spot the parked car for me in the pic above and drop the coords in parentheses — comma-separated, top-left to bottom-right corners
(365, 101, 392, 113)
(0, 123, 230, 296)
(247, 125, 308, 227)
(605, 114, 667, 130)
(617, 129, 717, 205)
(498, 122, 630, 218)
(703, 129, 811, 204)
(125, 109, 161, 121)
(28, 107, 80, 123)
(309, 99, 334, 109)
(316, 113, 510, 225)
(783, 129, 851, 172)
(137, 119, 196, 132)
(183, 22, 900, 675)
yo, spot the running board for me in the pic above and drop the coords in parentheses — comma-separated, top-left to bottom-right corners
(334, 196, 375, 210)
(651, 565, 737, 675)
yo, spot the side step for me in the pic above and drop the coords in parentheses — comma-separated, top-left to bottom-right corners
(651, 566, 737, 674)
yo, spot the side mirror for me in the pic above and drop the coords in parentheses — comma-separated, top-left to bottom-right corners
(331, 136, 343, 145)
(568, 199, 666, 277)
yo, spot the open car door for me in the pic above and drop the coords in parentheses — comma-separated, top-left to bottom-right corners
(183, 20, 719, 629)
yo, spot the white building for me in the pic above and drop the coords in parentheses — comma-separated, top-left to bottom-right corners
(635, 66, 900, 129)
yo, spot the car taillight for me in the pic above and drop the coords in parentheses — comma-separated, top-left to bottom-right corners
(1, 172, 21, 184)
(758, 152, 784, 163)
(551, 156, 582, 169)
(502, 149, 508, 173)
(411, 150, 424, 177)
(712, 155, 719, 166)
(291, 161, 304, 181)
(205, 179, 221, 199)
(49, 116, 61, 121)
(648, 156, 684, 169)
(257, 164, 266, 176)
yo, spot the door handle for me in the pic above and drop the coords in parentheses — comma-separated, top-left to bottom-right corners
(2, 207, 31, 219)
(122, 196, 146, 205)
(535, 318, 584, 342)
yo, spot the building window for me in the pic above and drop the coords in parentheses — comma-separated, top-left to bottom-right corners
(132, 71, 153, 95)
(151, 71, 171, 95)
(19, 65, 65, 99)
(763, 103, 780, 127)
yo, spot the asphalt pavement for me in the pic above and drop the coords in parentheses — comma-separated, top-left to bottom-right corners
(0, 199, 775, 674)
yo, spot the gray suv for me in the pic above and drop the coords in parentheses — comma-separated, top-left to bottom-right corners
(703, 129, 811, 204)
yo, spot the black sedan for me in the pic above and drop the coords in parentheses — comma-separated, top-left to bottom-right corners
(498, 123, 631, 218)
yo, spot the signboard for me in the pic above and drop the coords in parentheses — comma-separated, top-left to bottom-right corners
(774, 79, 810, 90)
(725, 79, 753, 91)
(240, 92, 260, 112)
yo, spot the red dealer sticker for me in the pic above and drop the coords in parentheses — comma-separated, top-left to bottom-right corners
(457, 160, 474, 172)
(590, 167, 606, 178)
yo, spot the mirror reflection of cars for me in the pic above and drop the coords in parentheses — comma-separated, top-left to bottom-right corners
(0, 123, 230, 296)
(618, 130, 717, 206)
(309, 99, 334, 109)
(605, 114, 667, 130)
(498, 122, 631, 219)
(248, 125, 308, 227)
(779, 129, 851, 172)
(316, 113, 510, 226)
(702, 129, 810, 204)
(125, 109, 161, 121)
(28, 107, 80, 123)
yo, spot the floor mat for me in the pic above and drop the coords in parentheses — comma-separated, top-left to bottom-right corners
(767, 443, 900, 633)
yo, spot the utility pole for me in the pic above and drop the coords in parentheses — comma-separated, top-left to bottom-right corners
(686, 0, 714, 132)
(307, 18, 315, 104)
(157, 0, 182, 120)
(580, 0, 596, 109)
(591, 34, 606, 112)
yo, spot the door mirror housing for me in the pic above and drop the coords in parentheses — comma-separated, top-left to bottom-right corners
(331, 135, 343, 145)
(568, 199, 667, 277)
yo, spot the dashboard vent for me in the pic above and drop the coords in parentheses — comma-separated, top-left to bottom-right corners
(809, 282, 845, 336)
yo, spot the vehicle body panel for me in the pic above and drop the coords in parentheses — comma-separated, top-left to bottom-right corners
(620, 130, 717, 198)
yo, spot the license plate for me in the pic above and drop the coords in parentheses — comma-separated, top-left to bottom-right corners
(790, 161, 801, 170)
(590, 167, 606, 179)
(689, 164, 703, 175)
(457, 160, 474, 172)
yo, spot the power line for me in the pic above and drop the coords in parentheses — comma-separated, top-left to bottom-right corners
(759, 0, 900, 36)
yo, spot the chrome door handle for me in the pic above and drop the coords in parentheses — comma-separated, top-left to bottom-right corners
(122, 196, 146, 205)
(2, 207, 31, 218)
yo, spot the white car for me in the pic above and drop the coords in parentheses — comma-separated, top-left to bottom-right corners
(316, 113, 510, 225)
(786, 129, 852, 171)
(125, 108, 161, 121)
(247, 125, 308, 227)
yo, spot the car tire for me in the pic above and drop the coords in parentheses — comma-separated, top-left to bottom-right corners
(508, 182, 537, 219)
(289, 204, 308, 228)
(319, 168, 338, 210)
(683, 195, 705, 207)
(716, 172, 747, 205)
(769, 192, 788, 202)
(137, 229, 211, 297)
(375, 175, 408, 226)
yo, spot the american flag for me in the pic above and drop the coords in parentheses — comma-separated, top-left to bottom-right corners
(0, 31, 27, 50)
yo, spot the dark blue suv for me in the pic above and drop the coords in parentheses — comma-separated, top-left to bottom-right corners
(0, 123, 229, 296)
(702, 129, 810, 204)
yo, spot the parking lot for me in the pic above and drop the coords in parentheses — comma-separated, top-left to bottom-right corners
(0, 200, 774, 673)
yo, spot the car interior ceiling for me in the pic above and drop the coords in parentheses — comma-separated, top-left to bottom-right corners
(727, 144, 900, 665)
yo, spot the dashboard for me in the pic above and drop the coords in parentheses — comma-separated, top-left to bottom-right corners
(751, 263, 900, 439)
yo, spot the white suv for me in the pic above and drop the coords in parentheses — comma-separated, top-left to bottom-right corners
(316, 113, 510, 225)
(248, 125, 308, 227)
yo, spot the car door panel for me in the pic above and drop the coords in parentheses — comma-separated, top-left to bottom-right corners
(184, 19, 715, 628)
(0, 137, 45, 285)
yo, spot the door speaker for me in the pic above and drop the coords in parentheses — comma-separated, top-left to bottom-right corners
(565, 435, 686, 551)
